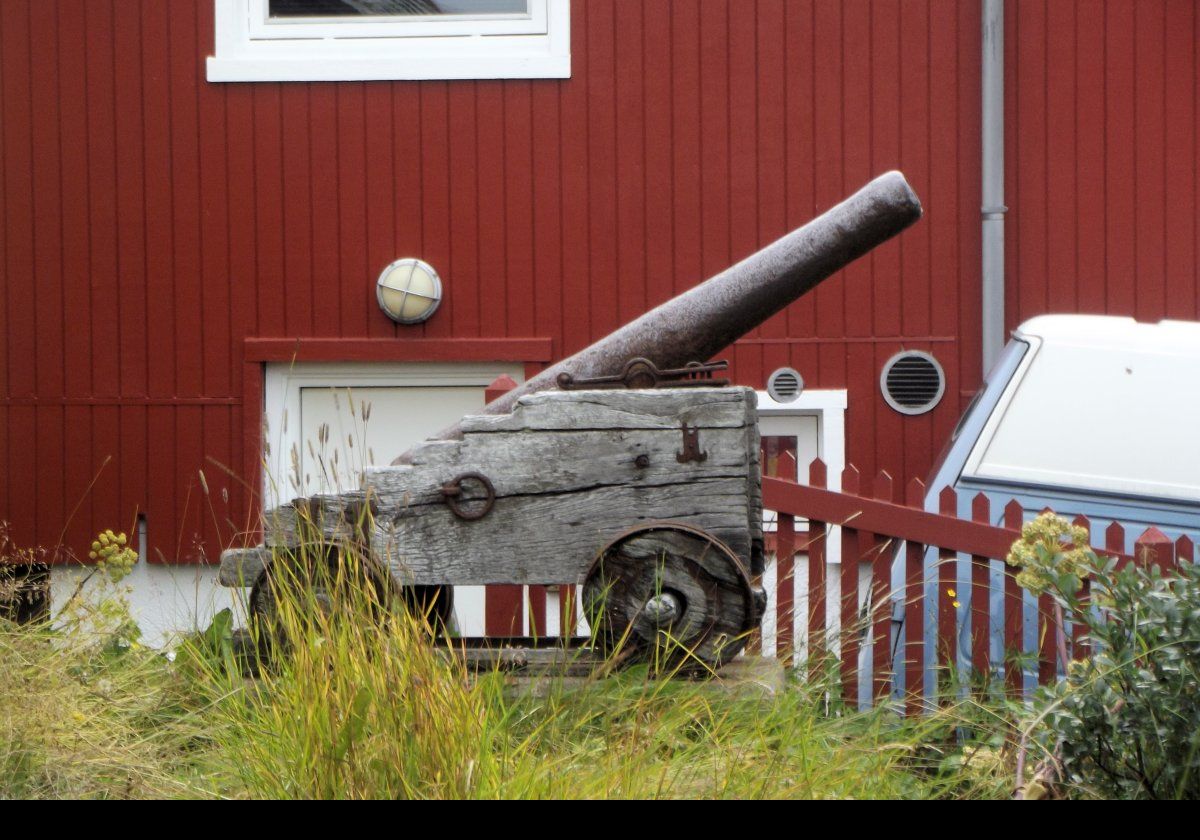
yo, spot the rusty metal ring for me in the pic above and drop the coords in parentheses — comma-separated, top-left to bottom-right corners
(440, 472, 496, 521)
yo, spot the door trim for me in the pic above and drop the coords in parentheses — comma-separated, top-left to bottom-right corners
(755, 389, 847, 489)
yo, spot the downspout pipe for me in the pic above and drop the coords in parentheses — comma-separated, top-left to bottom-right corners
(981, 0, 1006, 374)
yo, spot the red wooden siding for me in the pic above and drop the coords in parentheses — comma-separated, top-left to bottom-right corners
(1, 0, 1184, 565)
(1006, 0, 1200, 327)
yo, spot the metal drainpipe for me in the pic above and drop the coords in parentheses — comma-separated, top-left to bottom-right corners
(981, 0, 1006, 375)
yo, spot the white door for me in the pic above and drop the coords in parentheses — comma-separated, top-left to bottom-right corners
(760, 414, 819, 481)
(264, 362, 524, 636)
(298, 385, 486, 496)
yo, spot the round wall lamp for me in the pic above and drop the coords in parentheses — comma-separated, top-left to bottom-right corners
(376, 258, 443, 324)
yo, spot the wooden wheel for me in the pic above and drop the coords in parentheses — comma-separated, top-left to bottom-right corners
(400, 585, 455, 631)
(249, 546, 388, 646)
(582, 523, 760, 672)
(249, 547, 454, 655)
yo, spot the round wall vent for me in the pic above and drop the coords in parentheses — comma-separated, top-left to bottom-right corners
(880, 351, 945, 415)
(766, 367, 804, 403)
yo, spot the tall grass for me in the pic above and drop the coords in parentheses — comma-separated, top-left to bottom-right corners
(193, 542, 1013, 799)
(1, 533, 1019, 799)
(206, 549, 500, 799)
(0, 602, 218, 797)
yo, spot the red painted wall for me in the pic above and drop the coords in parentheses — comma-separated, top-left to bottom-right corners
(1005, 0, 1200, 327)
(8, 0, 1178, 564)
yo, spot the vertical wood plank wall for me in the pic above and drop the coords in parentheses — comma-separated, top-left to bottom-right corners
(1, 1, 1191, 563)
(1006, 0, 1200, 327)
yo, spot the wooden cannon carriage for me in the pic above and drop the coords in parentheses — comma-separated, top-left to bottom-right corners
(219, 172, 923, 671)
(224, 381, 766, 667)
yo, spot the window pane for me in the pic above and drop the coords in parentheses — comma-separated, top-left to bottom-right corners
(760, 434, 799, 479)
(269, 0, 528, 18)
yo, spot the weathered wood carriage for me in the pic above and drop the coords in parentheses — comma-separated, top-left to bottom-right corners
(225, 382, 766, 667)
(219, 171, 923, 671)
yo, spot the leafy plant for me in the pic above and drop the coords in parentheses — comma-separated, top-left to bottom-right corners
(1009, 514, 1200, 799)
(0, 525, 218, 798)
(55, 529, 142, 651)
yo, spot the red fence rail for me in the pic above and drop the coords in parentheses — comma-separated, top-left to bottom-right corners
(471, 376, 1192, 703)
(760, 451, 1194, 711)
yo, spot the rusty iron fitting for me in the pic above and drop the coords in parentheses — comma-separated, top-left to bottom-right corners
(440, 472, 496, 521)
(643, 592, 683, 627)
(676, 423, 708, 464)
(556, 357, 729, 391)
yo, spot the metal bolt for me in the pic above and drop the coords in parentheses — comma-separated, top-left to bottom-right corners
(634, 454, 650, 469)
(643, 592, 682, 627)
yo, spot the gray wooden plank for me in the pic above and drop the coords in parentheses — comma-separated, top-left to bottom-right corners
(457, 386, 755, 433)
(373, 475, 753, 585)
(263, 491, 367, 548)
(218, 546, 271, 587)
(259, 387, 761, 590)
(364, 424, 756, 510)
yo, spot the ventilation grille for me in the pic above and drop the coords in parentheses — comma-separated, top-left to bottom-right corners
(881, 351, 945, 415)
(767, 367, 804, 403)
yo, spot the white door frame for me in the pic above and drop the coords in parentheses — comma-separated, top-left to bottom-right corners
(755, 388, 846, 659)
(755, 388, 847, 489)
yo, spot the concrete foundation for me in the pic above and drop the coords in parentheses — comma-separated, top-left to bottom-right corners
(50, 562, 244, 648)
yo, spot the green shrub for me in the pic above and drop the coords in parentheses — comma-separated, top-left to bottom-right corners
(1010, 514, 1200, 799)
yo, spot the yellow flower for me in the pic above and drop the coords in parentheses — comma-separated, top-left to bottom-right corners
(1006, 511, 1096, 596)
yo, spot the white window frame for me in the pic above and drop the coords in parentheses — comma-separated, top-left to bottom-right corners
(208, 0, 571, 82)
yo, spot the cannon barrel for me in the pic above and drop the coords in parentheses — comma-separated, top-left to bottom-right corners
(408, 170, 921, 455)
